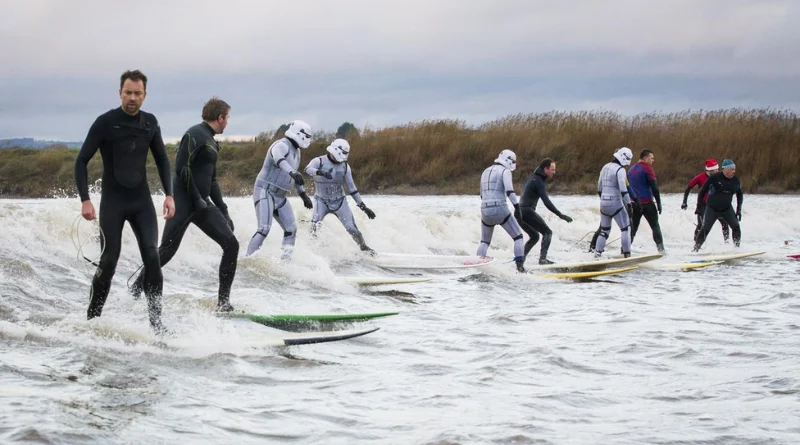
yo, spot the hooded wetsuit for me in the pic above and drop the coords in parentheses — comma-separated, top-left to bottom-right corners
(74, 106, 172, 329)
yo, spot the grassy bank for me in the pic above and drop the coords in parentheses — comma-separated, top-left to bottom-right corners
(2, 108, 799, 199)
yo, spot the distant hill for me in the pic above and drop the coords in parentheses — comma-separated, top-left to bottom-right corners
(0, 138, 82, 149)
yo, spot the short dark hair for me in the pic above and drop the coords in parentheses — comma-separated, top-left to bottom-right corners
(120, 70, 148, 90)
(202, 96, 231, 121)
(640, 149, 653, 160)
(539, 157, 555, 170)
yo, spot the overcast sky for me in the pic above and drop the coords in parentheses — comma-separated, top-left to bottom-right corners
(1, 0, 799, 141)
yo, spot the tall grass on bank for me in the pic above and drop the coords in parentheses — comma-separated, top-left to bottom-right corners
(1, 108, 798, 198)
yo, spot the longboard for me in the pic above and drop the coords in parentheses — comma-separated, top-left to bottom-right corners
(525, 253, 663, 273)
(371, 255, 495, 270)
(640, 261, 721, 271)
(689, 251, 766, 262)
(217, 311, 398, 331)
(787, 254, 800, 259)
(342, 276, 432, 285)
(274, 327, 379, 346)
(538, 266, 639, 279)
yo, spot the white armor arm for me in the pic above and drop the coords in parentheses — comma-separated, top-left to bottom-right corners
(304, 156, 323, 177)
(344, 164, 364, 206)
(503, 169, 519, 205)
(272, 141, 296, 175)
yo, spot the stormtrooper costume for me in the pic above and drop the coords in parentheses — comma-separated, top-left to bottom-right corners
(304, 139, 376, 254)
(246, 120, 314, 258)
(594, 147, 634, 257)
(476, 149, 526, 272)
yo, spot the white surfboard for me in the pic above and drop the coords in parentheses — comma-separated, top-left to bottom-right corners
(525, 253, 663, 272)
(639, 260, 722, 271)
(370, 254, 496, 270)
(341, 276, 432, 285)
(688, 251, 766, 262)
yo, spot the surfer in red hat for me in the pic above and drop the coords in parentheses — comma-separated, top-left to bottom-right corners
(681, 159, 730, 242)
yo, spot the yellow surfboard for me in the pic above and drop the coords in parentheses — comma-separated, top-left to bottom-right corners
(539, 266, 639, 279)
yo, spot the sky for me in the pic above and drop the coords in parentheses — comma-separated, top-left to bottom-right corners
(1, 0, 799, 142)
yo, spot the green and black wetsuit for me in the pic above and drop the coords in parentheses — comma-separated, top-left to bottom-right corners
(130, 122, 238, 310)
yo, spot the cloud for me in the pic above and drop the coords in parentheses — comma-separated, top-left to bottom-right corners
(1, 0, 799, 140)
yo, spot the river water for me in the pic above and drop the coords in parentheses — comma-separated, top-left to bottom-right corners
(1, 194, 799, 444)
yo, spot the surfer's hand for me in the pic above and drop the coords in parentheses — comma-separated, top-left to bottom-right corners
(681, 202, 688, 210)
(560, 214, 573, 223)
(318, 169, 333, 180)
(81, 200, 96, 221)
(300, 192, 313, 209)
(513, 204, 521, 220)
(626, 203, 634, 216)
(657, 203, 662, 214)
(290, 171, 305, 186)
(358, 202, 376, 219)
(736, 209, 742, 221)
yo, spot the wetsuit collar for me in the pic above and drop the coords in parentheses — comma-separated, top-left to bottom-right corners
(201, 121, 218, 135)
(286, 137, 300, 150)
(534, 167, 547, 181)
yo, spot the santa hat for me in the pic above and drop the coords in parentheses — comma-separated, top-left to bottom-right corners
(705, 159, 719, 171)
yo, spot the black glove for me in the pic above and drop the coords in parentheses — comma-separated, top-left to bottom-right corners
(681, 202, 688, 210)
(358, 202, 376, 219)
(220, 206, 234, 232)
(626, 203, 634, 216)
(560, 214, 573, 223)
(318, 169, 333, 180)
(736, 208, 742, 221)
(300, 192, 313, 209)
(290, 171, 305, 186)
(657, 202, 662, 214)
(513, 203, 521, 220)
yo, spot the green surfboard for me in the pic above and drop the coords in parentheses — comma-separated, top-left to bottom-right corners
(217, 311, 399, 331)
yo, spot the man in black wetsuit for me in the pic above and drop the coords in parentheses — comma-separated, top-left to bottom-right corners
(693, 158, 743, 251)
(515, 158, 573, 264)
(74, 70, 175, 333)
(129, 97, 239, 312)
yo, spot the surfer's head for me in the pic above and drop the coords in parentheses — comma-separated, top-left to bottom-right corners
(722, 159, 736, 178)
(705, 159, 719, 175)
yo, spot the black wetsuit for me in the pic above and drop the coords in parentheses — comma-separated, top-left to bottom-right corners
(515, 167, 566, 262)
(74, 106, 172, 328)
(694, 172, 743, 249)
(130, 122, 238, 309)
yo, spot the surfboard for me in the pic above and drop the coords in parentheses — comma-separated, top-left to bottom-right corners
(538, 266, 639, 279)
(371, 255, 495, 270)
(639, 260, 721, 271)
(217, 311, 398, 331)
(341, 276, 432, 285)
(787, 254, 800, 259)
(273, 327, 379, 346)
(689, 251, 766, 262)
(525, 253, 663, 273)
